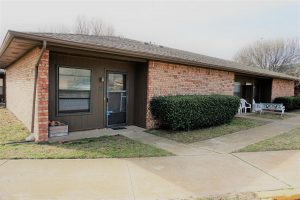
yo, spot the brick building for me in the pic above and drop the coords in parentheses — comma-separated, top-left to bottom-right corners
(0, 69, 4, 103)
(0, 31, 298, 142)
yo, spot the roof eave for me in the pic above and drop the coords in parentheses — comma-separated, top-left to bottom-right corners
(1, 31, 299, 81)
(49, 40, 298, 80)
(0, 31, 14, 58)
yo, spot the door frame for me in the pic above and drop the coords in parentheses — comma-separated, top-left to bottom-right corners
(104, 70, 129, 127)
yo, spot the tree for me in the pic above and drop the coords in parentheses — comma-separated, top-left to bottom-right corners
(234, 38, 300, 73)
(74, 16, 115, 36)
(43, 15, 116, 36)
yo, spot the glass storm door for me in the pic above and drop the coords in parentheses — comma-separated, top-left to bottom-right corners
(106, 72, 127, 126)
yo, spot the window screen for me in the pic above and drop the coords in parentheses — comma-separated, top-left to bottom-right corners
(58, 67, 91, 114)
(234, 82, 241, 97)
(0, 78, 3, 95)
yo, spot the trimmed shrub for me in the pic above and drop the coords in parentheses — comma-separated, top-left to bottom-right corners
(274, 96, 300, 110)
(273, 97, 295, 110)
(150, 95, 240, 131)
(294, 97, 300, 109)
(273, 96, 300, 111)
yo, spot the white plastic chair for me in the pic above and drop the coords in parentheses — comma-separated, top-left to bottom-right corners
(240, 98, 251, 113)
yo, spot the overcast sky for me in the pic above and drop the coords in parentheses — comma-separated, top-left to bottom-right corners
(0, 0, 299, 60)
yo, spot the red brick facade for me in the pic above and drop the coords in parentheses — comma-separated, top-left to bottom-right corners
(6, 48, 40, 131)
(271, 78, 295, 100)
(5, 50, 296, 139)
(34, 51, 49, 142)
(146, 61, 235, 128)
(6, 47, 49, 142)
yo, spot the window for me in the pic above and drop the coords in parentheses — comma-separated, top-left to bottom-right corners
(107, 73, 127, 92)
(234, 82, 241, 97)
(0, 78, 3, 96)
(58, 66, 91, 114)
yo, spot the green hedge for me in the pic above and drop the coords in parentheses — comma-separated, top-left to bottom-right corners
(273, 96, 300, 111)
(150, 95, 240, 131)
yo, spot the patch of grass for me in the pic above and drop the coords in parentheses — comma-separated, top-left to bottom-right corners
(0, 108, 172, 159)
(248, 112, 293, 120)
(147, 117, 268, 143)
(238, 127, 300, 152)
(0, 135, 173, 159)
(0, 107, 29, 143)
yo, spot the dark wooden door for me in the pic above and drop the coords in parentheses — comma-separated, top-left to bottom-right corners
(243, 85, 253, 104)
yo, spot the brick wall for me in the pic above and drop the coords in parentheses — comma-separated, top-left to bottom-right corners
(6, 47, 49, 142)
(34, 51, 49, 142)
(146, 61, 234, 128)
(6, 48, 40, 131)
(271, 78, 295, 100)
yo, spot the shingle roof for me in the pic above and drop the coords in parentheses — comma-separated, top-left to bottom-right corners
(0, 31, 299, 80)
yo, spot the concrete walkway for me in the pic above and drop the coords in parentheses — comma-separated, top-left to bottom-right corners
(193, 114, 300, 153)
(1, 115, 300, 199)
(123, 115, 300, 155)
(122, 126, 218, 156)
(0, 151, 300, 199)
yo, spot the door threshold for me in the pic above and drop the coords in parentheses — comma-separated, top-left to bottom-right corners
(111, 126, 127, 130)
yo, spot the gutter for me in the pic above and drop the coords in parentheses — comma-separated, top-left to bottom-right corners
(27, 40, 47, 141)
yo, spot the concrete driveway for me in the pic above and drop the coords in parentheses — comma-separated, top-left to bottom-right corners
(0, 150, 300, 200)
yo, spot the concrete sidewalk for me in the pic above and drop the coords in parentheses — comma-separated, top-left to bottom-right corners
(1, 150, 300, 200)
(122, 126, 218, 156)
(123, 115, 300, 155)
(1, 115, 300, 199)
(192, 115, 300, 153)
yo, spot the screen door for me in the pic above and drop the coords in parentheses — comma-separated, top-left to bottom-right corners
(106, 72, 127, 126)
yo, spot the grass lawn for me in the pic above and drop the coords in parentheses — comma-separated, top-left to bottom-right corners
(0, 107, 172, 159)
(238, 127, 300, 152)
(147, 117, 268, 143)
(248, 112, 293, 120)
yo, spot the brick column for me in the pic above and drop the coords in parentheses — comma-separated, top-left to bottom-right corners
(271, 79, 295, 100)
(146, 61, 156, 129)
(34, 50, 49, 142)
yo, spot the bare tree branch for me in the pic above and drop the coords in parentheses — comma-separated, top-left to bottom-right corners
(90, 18, 104, 36)
(40, 15, 118, 36)
(234, 38, 300, 74)
(73, 15, 116, 36)
(104, 24, 115, 36)
(74, 15, 90, 35)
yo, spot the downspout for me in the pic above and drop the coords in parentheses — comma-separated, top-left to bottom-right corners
(26, 41, 47, 141)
